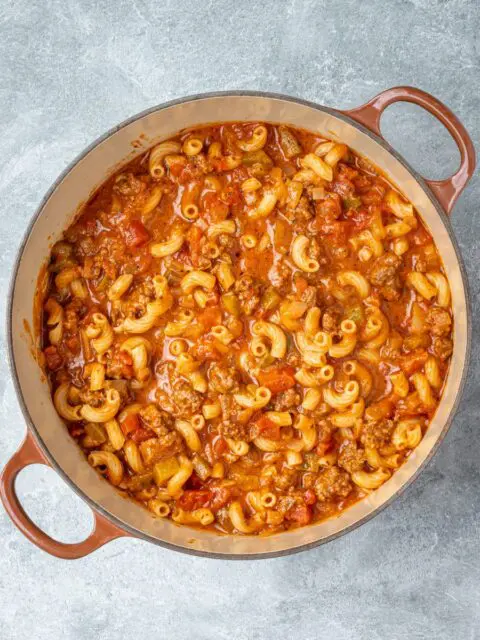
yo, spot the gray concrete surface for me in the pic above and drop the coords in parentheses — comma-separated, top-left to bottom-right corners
(1, 0, 479, 638)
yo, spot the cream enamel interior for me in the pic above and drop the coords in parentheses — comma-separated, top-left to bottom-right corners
(9, 94, 469, 557)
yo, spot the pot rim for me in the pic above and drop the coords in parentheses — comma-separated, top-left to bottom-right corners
(6, 90, 472, 559)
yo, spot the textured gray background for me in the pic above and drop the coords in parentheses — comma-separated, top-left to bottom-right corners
(0, 0, 479, 638)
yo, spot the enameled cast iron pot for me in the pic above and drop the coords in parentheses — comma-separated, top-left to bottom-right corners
(1, 86, 475, 559)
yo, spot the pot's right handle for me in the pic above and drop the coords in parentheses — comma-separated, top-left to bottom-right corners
(0, 432, 130, 559)
(342, 86, 476, 214)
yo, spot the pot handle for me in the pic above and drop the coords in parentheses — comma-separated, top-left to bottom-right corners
(342, 86, 476, 214)
(0, 432, 129, 559)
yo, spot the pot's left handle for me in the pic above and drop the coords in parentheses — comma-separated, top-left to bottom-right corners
(0, 432, 129, 559)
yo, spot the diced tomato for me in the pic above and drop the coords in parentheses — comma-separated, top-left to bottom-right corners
(44, 346, 63, 371)
(257, 366, 296, 394)
(198, 306, 222, 330)
(286, 504, 313, 526)
(295, 276, 308, 294)
(177, 489, 212, 511)
(187, 225, 203, 266)
(212, 435, 229, 457)
(118, 350, 135, 378)
(255, 416, 281, 441)
(208, 487, 231, 512)
(69, 426, 84, 438)
(169, 162, 185, 178)
(124, 220, 150, 247)
(186, 472, 205, 490)
(120, 413, 140, 436)
(130, 427, 154, 443)
(303, 489, 317, 506)
(201, 191, 229, 222)
(400, 350, 429, 376)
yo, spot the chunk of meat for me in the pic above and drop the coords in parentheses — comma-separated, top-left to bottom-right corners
(139, 434, 183, 467)
(44, 346, 63, 371)
(332, 178, 355, 198)
(105, 345, 134, 379)
(154, 362, 203, 418)
(63, 298, 86, 334)
(322, 307, 341, 332)
(123, 472, 155, 495)
(208, 363, 241, 394)
(113, 173, 144, 196)
(75, 236, 96, 257)
(286, 348, 301, 368)
(139, 404, 174, 436)
(314, 466, 352, 502)
(367, 252, 402, 287)
(218, 395, 249, 441)
(171, 376, 203, 418)
(291, 196, 314, 222)
(273, 388, 301, 411)
(82, 249, 117, 282)
(337, 440, 365, 473)
(425, 307, 452, 336)
(315, 193, 342, 220)
(155, 389, 178, 415)
(78, 388, 104, 407)
(379, 283, 401, 301)
(299, 285, 318, 306)
(285, 503, 312, 526)
(219, 419, 249, 442)
(268, 260, 291, 291)
(217, 233, 236, 251)
(432, 336, 453, 361)
(274, 467, 299, 491)
(120, 278, 156, 320)
(360, 419, 394, 450)
(278, 125, 302, 158)
(234, 275, 261, 315)
(314, 419, 333, 455)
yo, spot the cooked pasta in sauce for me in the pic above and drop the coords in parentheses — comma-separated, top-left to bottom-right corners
(40, 122, 453, 534)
